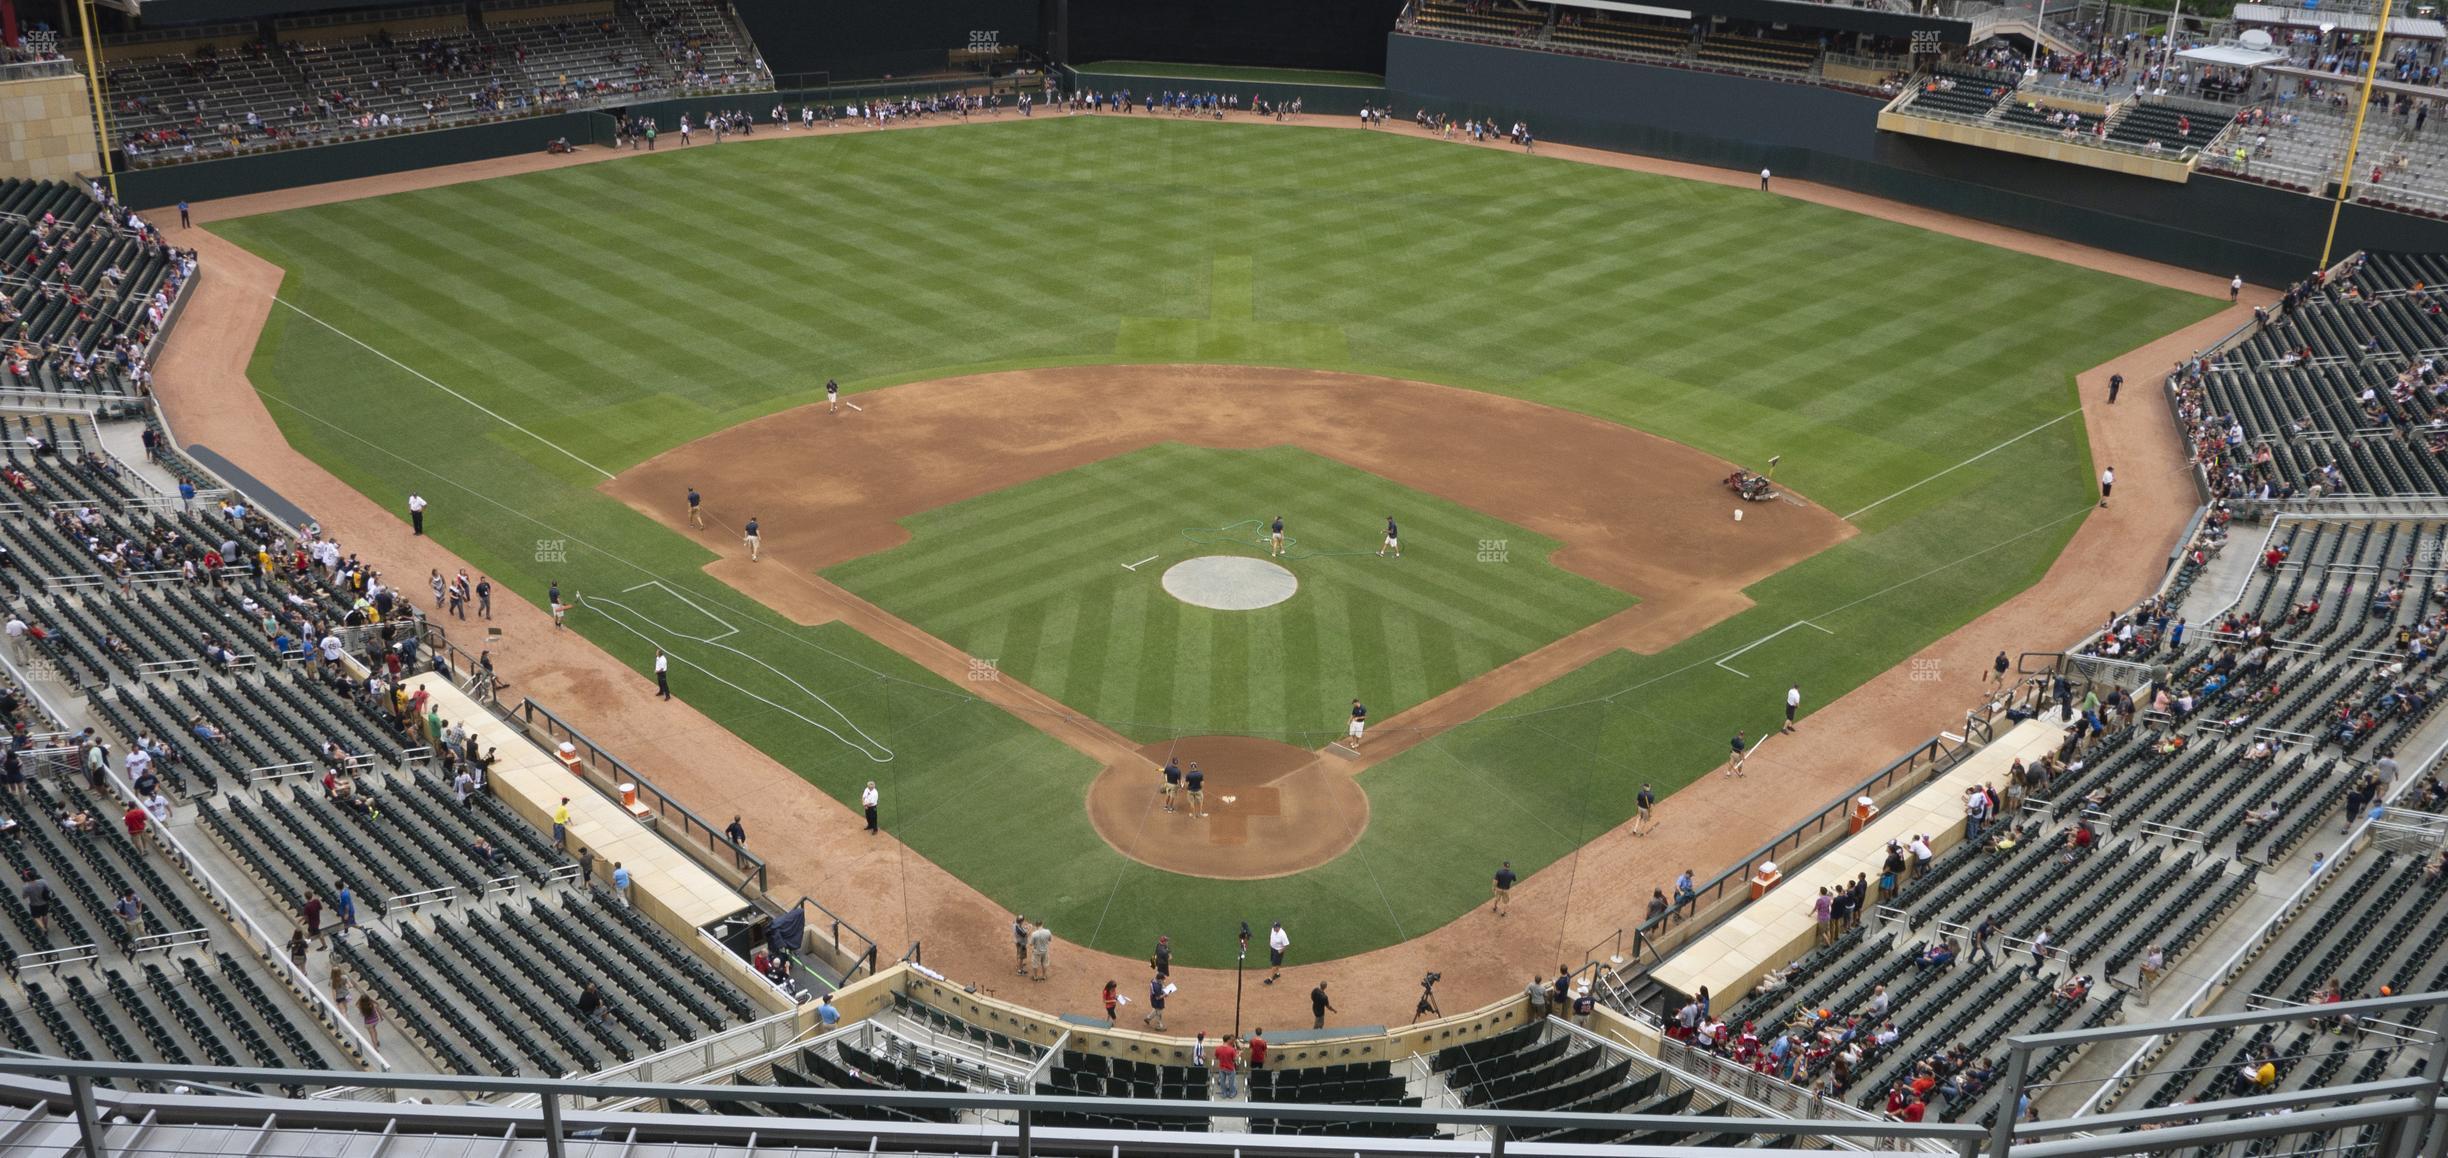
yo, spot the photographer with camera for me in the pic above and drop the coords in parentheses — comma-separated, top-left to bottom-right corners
(1413, 971, 1443, 1023)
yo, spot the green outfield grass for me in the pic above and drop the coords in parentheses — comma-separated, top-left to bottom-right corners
(1075, 60, 1385, 86)
(211, 116, 2219, 967)
(826, 444, 1634, 738)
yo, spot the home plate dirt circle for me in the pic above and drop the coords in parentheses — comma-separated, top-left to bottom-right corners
(1161, 555, 1298, 611)
(1086, 736, 1369, 879)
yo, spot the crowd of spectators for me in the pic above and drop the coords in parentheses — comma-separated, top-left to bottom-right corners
(2, 182, 193, 396)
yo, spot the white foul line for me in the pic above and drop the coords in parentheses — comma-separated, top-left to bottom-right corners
(1122, 555, 1159, 571)
(1843, 409, 2083, 522)
(1715, 620, 1835, 679)
(273, 296, 616, 481)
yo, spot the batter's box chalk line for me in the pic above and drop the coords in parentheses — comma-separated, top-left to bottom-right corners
(578, 591, 895, 763)
(620, 579, 740, 641)
(1715, 620, 1835, 679)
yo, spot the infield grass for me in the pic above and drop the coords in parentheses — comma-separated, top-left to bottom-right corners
(211, 115, 2220, 967)
(826, 444, 1634, 738)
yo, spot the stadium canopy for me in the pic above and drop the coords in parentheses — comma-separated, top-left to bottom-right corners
(2175, 43, 2289, 68)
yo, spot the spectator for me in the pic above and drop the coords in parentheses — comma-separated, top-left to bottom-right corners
(1311, 980, 1335, 1029)
(1028, 920, 1053, 981)
(1215, 1035, 1240, 1097)
(611, 861, 631, 906)
(578, 981, 612, 1028)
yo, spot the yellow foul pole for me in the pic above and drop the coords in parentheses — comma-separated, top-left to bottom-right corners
(2320, 0, 2397, 268)
(73, 0, 118, 203)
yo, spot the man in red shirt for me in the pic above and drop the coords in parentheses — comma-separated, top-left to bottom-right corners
(1247, 1029, 1267, 1072)
(1215, 1036, 1240, 1098)
(122, 804, 148, 841)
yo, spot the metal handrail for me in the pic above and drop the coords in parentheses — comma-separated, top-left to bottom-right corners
(787, 894, 880, 986)
(1627, 726, 1985, 969)
(0, 1056, 1991, 1146)
(511, 696, 766, 894)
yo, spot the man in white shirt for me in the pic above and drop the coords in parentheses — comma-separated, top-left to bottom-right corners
(654, 648, 670, 700)
(862, 781, 880, 833)
(1760, 167, 1772, 191)
(5, 613, 26, 658)
(1265, 921, 1290, 985)
(407, 492, 427, 535)
(2099, 466, 2115, 508)
(1783, 685, 1801, 734)
(319, 634, 344, 670)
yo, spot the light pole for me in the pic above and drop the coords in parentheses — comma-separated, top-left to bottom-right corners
(1233, 921, 1250, 1040)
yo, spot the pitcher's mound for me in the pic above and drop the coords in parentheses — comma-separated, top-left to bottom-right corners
(1161, 556, 1298, 611)
(1086, 736, 1369, 879)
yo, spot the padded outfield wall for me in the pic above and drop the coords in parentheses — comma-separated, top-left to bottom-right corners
(1065, 66, 1386, 116)
(1384, 31, 2448, 285)
(110, 78, 1013, 208)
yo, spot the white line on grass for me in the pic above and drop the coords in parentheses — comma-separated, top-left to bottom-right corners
(1843, 409, 2083, 521)
(1122, 555, 1158, 571)
(1713, 620, 1834, 679)
(580, 591, 896, 762)
(272, 296, 617, 481)
(619, 579, 740, 641)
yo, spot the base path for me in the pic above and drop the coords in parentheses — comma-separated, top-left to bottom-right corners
(1088, 737, 1368, 878)
(157, 106, 2241, 1032)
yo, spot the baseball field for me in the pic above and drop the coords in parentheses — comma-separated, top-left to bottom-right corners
(208, 113, 2219, 968)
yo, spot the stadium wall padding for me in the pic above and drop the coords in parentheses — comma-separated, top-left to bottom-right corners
(113, 78, 1002, 208)
(1062, 0, 1406, 75)
(1068, 68, 1386, 116)
(1383, 32, 2448, 285)
(116, 110, 596, 208)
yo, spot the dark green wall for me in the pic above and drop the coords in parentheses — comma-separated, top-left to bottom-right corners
(1067, 69, 1385, 116)
(733, 0, 1038, 83)
(1384, 31, 2448, 284)
(116, 78, 1008, 210)
(118, 110, 596, 209)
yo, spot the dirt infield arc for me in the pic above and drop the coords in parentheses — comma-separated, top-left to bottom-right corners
(606, 364, 1853, 654)
(604, 364, 1856, 876)
(1090, 736, 1368, 879)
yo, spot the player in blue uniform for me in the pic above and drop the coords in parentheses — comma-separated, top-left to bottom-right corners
(1270, 515, 1285, 558)
(1160, 757, 1182, 812)
(1379, 516, 1399, 558)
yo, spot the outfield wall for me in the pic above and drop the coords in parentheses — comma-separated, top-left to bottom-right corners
(113, 79, 1012, 208)
(1067, 67, 1386, 116)
(1383, 32, 2448, 285)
